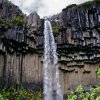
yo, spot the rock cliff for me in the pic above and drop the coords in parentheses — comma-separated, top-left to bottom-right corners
(0, 0, 100, 94)
(36, 0, 100, 93)
(0, 0, 43, 89)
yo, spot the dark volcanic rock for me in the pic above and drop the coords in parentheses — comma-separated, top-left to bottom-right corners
(0, 0, 100, 94)
(50, 2, 100, 47)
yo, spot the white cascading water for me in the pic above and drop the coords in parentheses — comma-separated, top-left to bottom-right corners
(43, 19, 63, 100)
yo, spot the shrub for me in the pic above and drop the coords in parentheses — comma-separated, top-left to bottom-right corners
(0, 87, 43, 100)
(97, 68, 100, 79)
(66, 85, 100, 100)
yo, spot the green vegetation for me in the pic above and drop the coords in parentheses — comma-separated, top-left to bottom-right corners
(97, 68, 100, 79)
(52, 25, 59, 34)
(66, 4, 77, 8)
(0, 85, 99, 100)
(78, 0, 100, 8)
(78, 1, 95, 7)
(66, 0, 100, 8)
(0, 16, 25, 28)
(0, 87, 43, 100)
(66, 85, 100, 100)
(51, 20, 60, 36)
(15, 16, 25, 26)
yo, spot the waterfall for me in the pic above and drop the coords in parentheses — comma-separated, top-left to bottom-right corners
(43, 19, 63, 100)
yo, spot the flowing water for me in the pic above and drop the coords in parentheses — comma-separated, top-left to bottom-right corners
(43, 19, 63, 100)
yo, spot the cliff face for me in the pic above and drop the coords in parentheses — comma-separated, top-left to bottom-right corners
(49, 2, 100, 61)
(51, 3, 100, 45)
(61, 4, 100, 46)
(0, 0, 43, 89)
(0, 0, 100, 94)
(36, 1, 100, 93)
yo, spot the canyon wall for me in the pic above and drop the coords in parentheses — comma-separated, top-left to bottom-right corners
(0, 0, 100, 94)
(50, 1, 100, 93)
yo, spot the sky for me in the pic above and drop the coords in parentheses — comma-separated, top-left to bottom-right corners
(9, 0, 92, 18)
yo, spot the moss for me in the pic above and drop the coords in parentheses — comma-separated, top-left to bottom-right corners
(66, 4, 77, 9)
(0, 15, 25, 28)
(52, 25, 59, 34)
(65, 0, 100, 9)
(51, 21, 61, 35)
(15, 16, 25, 26)
(78, 1, 95, 7)
(78, 0, 100, 8)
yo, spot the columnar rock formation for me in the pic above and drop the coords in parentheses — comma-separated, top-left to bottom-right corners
(37, 1, 100, 93)
(0, 0, 100, 94)
(0, 0, 43, 89)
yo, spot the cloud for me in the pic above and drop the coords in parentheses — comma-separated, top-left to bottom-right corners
(9, 0, 92, 18)
(22, 0, 45, 13)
